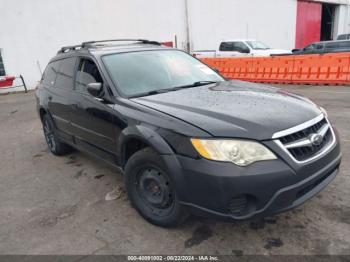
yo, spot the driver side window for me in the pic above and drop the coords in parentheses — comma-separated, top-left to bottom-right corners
(75, 58, 103, 93)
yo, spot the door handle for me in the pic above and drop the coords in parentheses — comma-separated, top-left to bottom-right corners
(48, 96, 52, 101)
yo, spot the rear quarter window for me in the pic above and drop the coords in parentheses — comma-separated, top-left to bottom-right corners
(42, 61, 60, 86)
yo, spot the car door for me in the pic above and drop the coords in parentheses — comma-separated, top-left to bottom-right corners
(70, 57, 117, 162)
(46, 58, 77, 143)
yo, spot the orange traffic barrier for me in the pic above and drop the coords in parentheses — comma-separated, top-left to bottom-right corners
(250, 56, 294, 84)
(202, 57, 253, 80)
(201, 53, 350, 85)
(292, 53, 350, 85)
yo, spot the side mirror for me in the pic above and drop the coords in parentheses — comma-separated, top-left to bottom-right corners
(87, 82, 102, 97)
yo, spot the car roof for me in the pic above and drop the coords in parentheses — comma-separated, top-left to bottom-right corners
(309, 40, 350, 45)
(52, 39, 172, 61)
(89, 43, 170, 55)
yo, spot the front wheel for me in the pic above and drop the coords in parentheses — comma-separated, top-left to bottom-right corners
(124, 147, 189, 227)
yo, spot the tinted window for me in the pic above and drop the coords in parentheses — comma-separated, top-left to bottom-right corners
(232, 42, 249, 52)
(42, 61, 60, 86)
(55, 57, 77, 89)
(337, 34, 350, 40)
(102, 50, 223, 97)
(219, 42, 249, 52)
(75, 59, 103, 93)
(219, 42, 234, 51)
(304, 43, 323, 51)
(326, 41, 350, 50)
(314, 44, 324, 50)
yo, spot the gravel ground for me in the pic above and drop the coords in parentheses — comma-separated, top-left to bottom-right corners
(0, 85, 349, 256)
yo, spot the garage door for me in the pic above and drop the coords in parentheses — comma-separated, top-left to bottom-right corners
(295, 0, 322, 49)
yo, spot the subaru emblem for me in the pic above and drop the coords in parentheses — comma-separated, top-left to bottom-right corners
(310, 133, 323, 146)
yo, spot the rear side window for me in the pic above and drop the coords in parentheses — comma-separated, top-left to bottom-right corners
(42, 61, 60, 86)
(75, 58, 103, 93)
(315, 44, 324, 50)
(326, 41, 350, 50)
(337, 34, 350, 40)
(54, 57, 77, 89)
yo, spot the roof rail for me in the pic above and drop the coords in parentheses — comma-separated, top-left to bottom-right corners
(57, 45, 82, 54)
(57, 39, 163, 54)
(81, 39, 162, 48)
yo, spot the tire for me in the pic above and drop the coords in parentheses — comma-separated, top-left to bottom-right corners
(124, 147, 189, 227)
(42, 113, 73, 156)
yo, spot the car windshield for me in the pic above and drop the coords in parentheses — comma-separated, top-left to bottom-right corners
(246, 41, 270, 50)
(102, 50, 224, 97)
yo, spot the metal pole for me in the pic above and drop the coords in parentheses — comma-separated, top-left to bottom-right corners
(184, 0, 191, 53)
(37, 60, 43, 77)
(20, 75, 28, 93)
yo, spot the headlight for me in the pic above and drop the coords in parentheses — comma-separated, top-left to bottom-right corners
(320, 107, 328, 118)
(191, 139, 277, 166)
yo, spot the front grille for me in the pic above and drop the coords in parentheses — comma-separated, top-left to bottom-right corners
(280, 119, 327, 144)
(279, 118, 334, 162)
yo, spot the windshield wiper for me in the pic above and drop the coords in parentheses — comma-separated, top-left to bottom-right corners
(129, 88, 175, 98)
(129, 81, 219, 98)
(172, 81, 219, 90)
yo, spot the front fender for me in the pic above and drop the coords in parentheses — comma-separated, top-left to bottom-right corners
(117, 124, 175, 166)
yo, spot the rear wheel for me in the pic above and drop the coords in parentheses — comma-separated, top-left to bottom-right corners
(124, 147, 188, 227)
(42, 114, 73, 156)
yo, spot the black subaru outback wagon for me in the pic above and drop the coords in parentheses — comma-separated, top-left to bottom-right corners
(36, 39, 341, 227)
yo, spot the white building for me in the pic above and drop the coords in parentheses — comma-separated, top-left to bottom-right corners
(0, 0, 349, 90)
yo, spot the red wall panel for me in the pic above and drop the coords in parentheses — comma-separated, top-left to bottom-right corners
(295, 0, 322, 49)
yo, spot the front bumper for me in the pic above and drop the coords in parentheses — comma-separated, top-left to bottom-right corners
(162, 140, 341, 221)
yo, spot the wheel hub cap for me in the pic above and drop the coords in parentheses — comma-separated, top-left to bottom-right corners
(138, 168, 172, 209)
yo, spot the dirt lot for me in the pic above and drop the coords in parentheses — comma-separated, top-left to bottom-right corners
(0, 85, 349, 256)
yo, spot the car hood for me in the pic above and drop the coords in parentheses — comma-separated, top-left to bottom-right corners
(132, 80, 322, 140)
